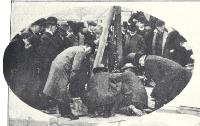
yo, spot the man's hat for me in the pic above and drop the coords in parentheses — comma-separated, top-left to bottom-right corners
(121, 63, 136, 70)
(87, 21, 97, 26)
(46, 17, 58, 25)
(126, 52, 145, 65)
(31, 18, 46, 27)
(126, 53, 136, 63)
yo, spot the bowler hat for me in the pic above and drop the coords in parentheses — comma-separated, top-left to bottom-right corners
(121, 63, 136, 70)
(87, 21, 97, 26)
(46, 17, 58, 25)
(31, 18, 46, 27)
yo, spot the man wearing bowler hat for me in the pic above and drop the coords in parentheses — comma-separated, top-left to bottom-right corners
(36, 17, 64, 108)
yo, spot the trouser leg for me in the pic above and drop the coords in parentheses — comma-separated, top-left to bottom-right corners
(117, 106, 132, 116)
(111, 93, 124, 114)
(58, 101, 72, 116)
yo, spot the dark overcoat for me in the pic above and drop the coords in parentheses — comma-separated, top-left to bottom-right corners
(145, 55, 192, 102)
(37, 32, 64, 88)
(10, 33, 43, 108)
(110, 71, 148, 109)
(13, 48, 39, 105)
(3, 34, 26, 88)
(43, 46, 87, 102)
(4, 30, 35, 90)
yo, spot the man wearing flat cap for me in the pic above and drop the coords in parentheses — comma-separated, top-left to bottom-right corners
(109, 63, 148, 116)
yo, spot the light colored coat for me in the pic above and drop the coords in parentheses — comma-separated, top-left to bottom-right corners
(43, 46, 86, 102)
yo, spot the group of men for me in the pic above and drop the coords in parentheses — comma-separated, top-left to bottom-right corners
(4, 16, 98, 119)
(3, 11, 194, 120)
(83, 12, 193, 118)
(122, 11, 193, 67)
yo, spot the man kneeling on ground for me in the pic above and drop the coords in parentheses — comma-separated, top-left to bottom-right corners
(109, 63, 148, 116)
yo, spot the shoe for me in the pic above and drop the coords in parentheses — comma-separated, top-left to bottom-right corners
(110, 111, 116, 117)
(103, 112, 112, 118)
(88, 110, 99, 118)
(61, 113, 79, 120)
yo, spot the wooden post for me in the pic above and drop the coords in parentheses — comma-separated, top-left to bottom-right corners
(114, 6, 123, 66)
(93, 6, 115, 68)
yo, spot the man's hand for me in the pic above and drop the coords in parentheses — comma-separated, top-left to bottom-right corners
(128, 105, 145, 116)
(23, 39, 32, 49)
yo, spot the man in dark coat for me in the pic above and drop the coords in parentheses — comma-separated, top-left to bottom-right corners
(127, 53, 192, 109)
(3, 19, 46, 105)
(36, 17, 61, 90)
(151, 20, 168, 57)
(3, 34, 26, 90)
(109, 63, 148, 116)
(56, 23, 77, 49)
(3, 18, 46, 90)
(43, 44, 94, 120)
(82, 21, 97, 45)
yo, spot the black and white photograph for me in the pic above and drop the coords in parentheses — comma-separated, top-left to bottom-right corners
(1, 2, 200, 126)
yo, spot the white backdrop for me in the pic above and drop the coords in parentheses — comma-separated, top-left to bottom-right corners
(1, 2, 200, 124)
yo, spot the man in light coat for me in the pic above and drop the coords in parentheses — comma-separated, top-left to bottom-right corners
(43, 44, 95, 120)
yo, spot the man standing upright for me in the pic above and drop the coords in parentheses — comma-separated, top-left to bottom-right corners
(83, 21, 97, 45)
(37, 17, 59, 89)
(152, 20, 168, 56)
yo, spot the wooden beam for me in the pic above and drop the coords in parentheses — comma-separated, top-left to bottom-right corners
(114, 6, 123, 65)
(93, 6, 115, 68)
